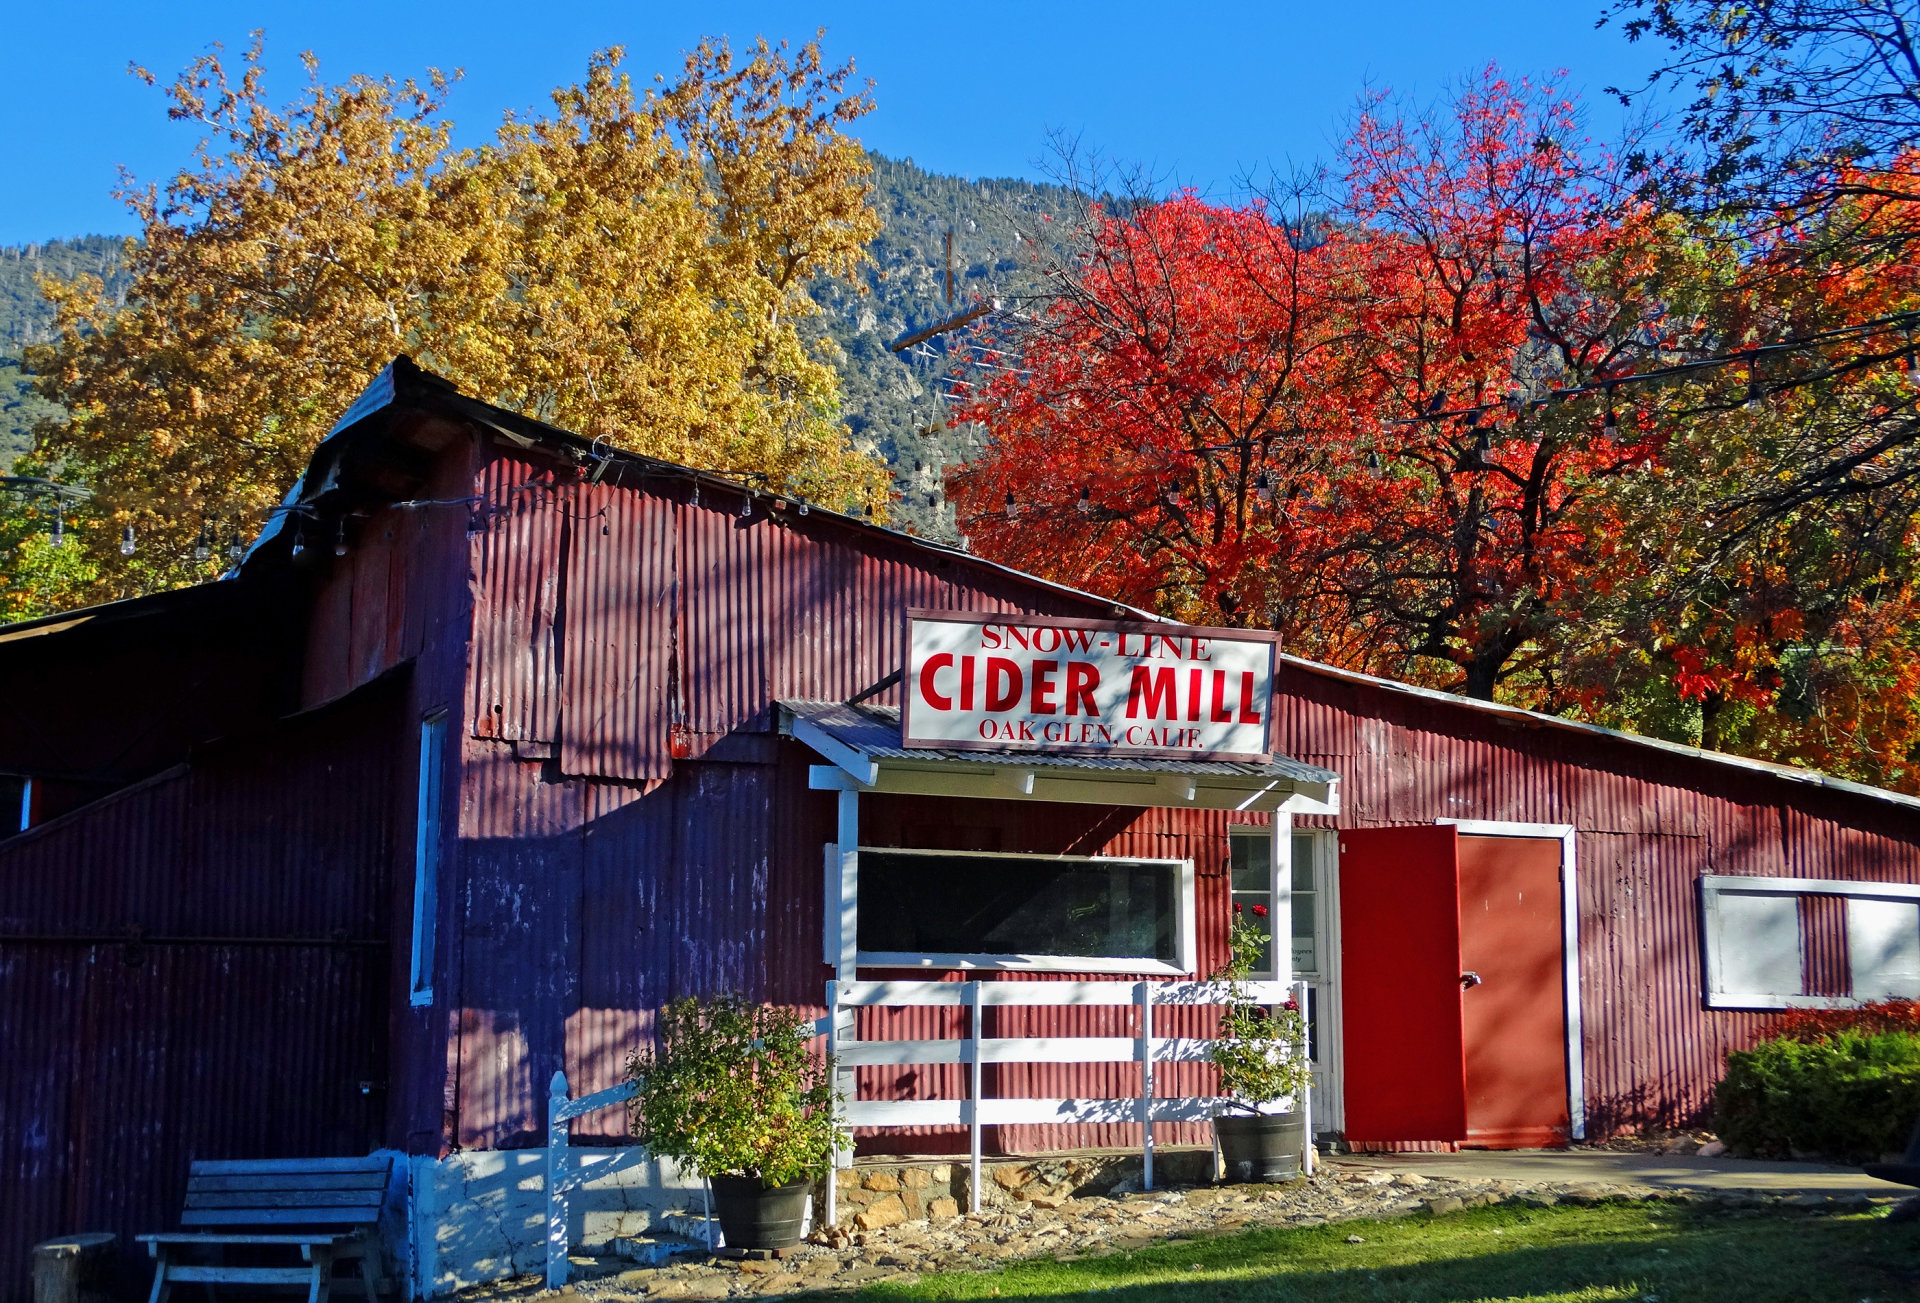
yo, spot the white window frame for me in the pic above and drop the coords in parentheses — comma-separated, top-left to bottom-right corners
(851, 845, 1197, 976)
(410, 711, 448, 1007)
(1700, 873, 1920, 1011)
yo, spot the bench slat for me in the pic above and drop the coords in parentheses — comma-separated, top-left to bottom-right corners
(188, 1172, 389, 1193)
(162, 1267, 319, 1285)
(139, 1234, 358, 1248)
(184, 1191, 385, 1210)
(181, 1209, 379, 1227)
(189, 1157, 391, 1176)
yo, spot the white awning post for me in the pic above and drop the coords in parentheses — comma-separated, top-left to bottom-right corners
(836, 790, 859, 978)
(967, 980, 984, 1213)
(1137, 980, 1155, 1190)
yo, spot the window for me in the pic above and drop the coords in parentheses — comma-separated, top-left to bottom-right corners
(1850, 898, 1920, 999)
(855, 847, 1194, 974)
(1701, 874, 1920, 1009)
(410, 712, 447, 1007)
(1228, 828, 1319, 978)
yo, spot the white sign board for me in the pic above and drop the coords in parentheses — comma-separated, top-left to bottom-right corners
(902, 610, 1278, 761)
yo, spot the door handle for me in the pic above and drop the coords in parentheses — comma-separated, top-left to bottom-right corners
(1460, 971, 1482, 990)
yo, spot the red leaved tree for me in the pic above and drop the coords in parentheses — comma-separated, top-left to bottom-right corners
(953, 70, 1665, 700)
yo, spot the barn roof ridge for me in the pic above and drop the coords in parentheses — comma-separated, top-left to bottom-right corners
(8, 356, 1917, 816)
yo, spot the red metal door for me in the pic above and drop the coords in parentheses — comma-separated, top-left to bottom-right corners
(1456, 835, 1570, 1147)
(1337, 825, 1467, 1144)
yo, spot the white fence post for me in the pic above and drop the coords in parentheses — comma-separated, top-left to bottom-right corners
(1137, 980, 1154, 1191)
(1295, 979, 1315, 1177)
(546, 1072, 570, 1290)
(826, 980, 843, 1228)
(967, 980, 984, 1213)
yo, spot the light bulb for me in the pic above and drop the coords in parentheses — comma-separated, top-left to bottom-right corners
(193, 526, 211, 562)
(1366, 450, 1385, 477)
(291, 527, 309, 561)
(1076, 487, 1092, 515)
(49, 509, 64, 549)
(797, 501, 808, 516)
(228, 531, 245, 562)
(739, 495, 753, 518)
(120, 525, 136, 556)
(1254, 471, 1272, 504)
(1004, 491, 1020, 520)
(333, 521, 349, 558)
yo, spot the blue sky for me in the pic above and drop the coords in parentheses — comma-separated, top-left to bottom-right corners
(3, 1, 1672, 246)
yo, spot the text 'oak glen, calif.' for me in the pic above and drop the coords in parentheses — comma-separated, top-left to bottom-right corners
(902, 611, 1279, 761)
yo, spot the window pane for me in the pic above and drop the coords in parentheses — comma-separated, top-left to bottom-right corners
(1710, 892, 1801, 999)
(1231, 890, 1273, 974)
(1850, 898, 1920, 999)
(1230, 833, 1270, 892)
(859, 850, 1178, 963)
(1291, 832, 1315, 892)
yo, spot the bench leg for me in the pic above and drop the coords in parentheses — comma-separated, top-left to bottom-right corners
(309, 1247, 333, 1303)
(357, 1247, 382, 1303)
(146, 1249, 171, 1303)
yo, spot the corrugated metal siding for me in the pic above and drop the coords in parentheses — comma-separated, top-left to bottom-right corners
(1272, 662, 1920, 1135)
(468, 459, 565, 744)
(0, 682, 399, 1303)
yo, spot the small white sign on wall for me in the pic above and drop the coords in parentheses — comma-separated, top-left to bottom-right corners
(903, 610, 1278, 761)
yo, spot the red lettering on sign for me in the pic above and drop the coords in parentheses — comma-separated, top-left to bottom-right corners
(919, 653, 955, 710)
(1061, 628, 1094, 653)
(1237, 671, 1262, 724)
(1005, 626, 1031, 651)
(1030, 659, 1059, 714)
(986, 657, 1023, 711)
(1187, 668, 1203, 721)
(1210, 669, 1232, 723)
(981, 625, 1003, 650)
(1064, 662, 1099, 715)
(1127, 665, 1177, 719)
(961, 655, 977, 710)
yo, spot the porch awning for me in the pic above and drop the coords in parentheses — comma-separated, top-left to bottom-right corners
(777, 699, 1340, 814)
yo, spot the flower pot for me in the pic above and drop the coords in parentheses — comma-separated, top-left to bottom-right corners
(1214, 1111, 1305, 1183)
(708, 1175, 813, 1250)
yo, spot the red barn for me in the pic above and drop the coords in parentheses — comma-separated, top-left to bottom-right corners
(3, 358, 1918, 1296)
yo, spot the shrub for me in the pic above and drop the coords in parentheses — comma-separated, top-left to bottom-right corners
(1762, 998, 1920, 1043)
(625, 995, 843, 1187)
(1209, 908, 1311, 1113)
(1713, 1028, 1920, 1162)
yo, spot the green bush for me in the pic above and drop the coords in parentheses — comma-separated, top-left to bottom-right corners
(625, 995, 843, 1187)
(1713, 1029, 1920, 1162)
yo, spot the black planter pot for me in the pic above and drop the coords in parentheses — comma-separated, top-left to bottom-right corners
(708, 1175, 813, 1250)
(1214, 1111, 1305, 1183)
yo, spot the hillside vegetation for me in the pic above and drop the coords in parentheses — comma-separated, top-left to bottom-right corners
(0, 156, 1072, 540)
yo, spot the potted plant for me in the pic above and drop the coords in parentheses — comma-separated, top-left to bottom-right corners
(1209, 904, 1312, 1182)
(626, 994, 843, 1249)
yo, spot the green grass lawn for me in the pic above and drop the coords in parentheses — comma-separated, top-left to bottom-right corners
(845, 1201, 1920, 1302)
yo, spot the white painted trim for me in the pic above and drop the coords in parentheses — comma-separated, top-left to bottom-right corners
(16, 776, 30, 833)
(1441, 820, 1585, 1142)
(1695, 874, 1920, 1010)
(409, 710, 448, 1009)
(856, 951, 1191, 976)
(1699, 873, 1920, 901)
(851, 846, 1196, 975)
(836, 792, 859, 979)
(792, 715, 880, 786)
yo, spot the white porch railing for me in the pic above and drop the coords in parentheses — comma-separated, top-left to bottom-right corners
(824, 977, 1313, 1225)
(543, 976, 1311, 1286)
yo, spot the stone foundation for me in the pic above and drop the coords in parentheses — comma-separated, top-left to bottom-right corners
(829, 1147, 1217, 1229)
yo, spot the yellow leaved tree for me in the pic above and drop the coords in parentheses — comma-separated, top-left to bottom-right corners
(24, 33, 888, 606)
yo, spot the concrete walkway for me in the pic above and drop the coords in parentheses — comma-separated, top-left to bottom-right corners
(1330, 1148, 1909, 1197)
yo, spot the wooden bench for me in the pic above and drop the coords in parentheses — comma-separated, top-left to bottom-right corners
(138, 1157, 394, 1303)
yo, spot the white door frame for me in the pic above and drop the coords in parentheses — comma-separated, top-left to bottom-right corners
(1438, 819, 1584, 1141)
